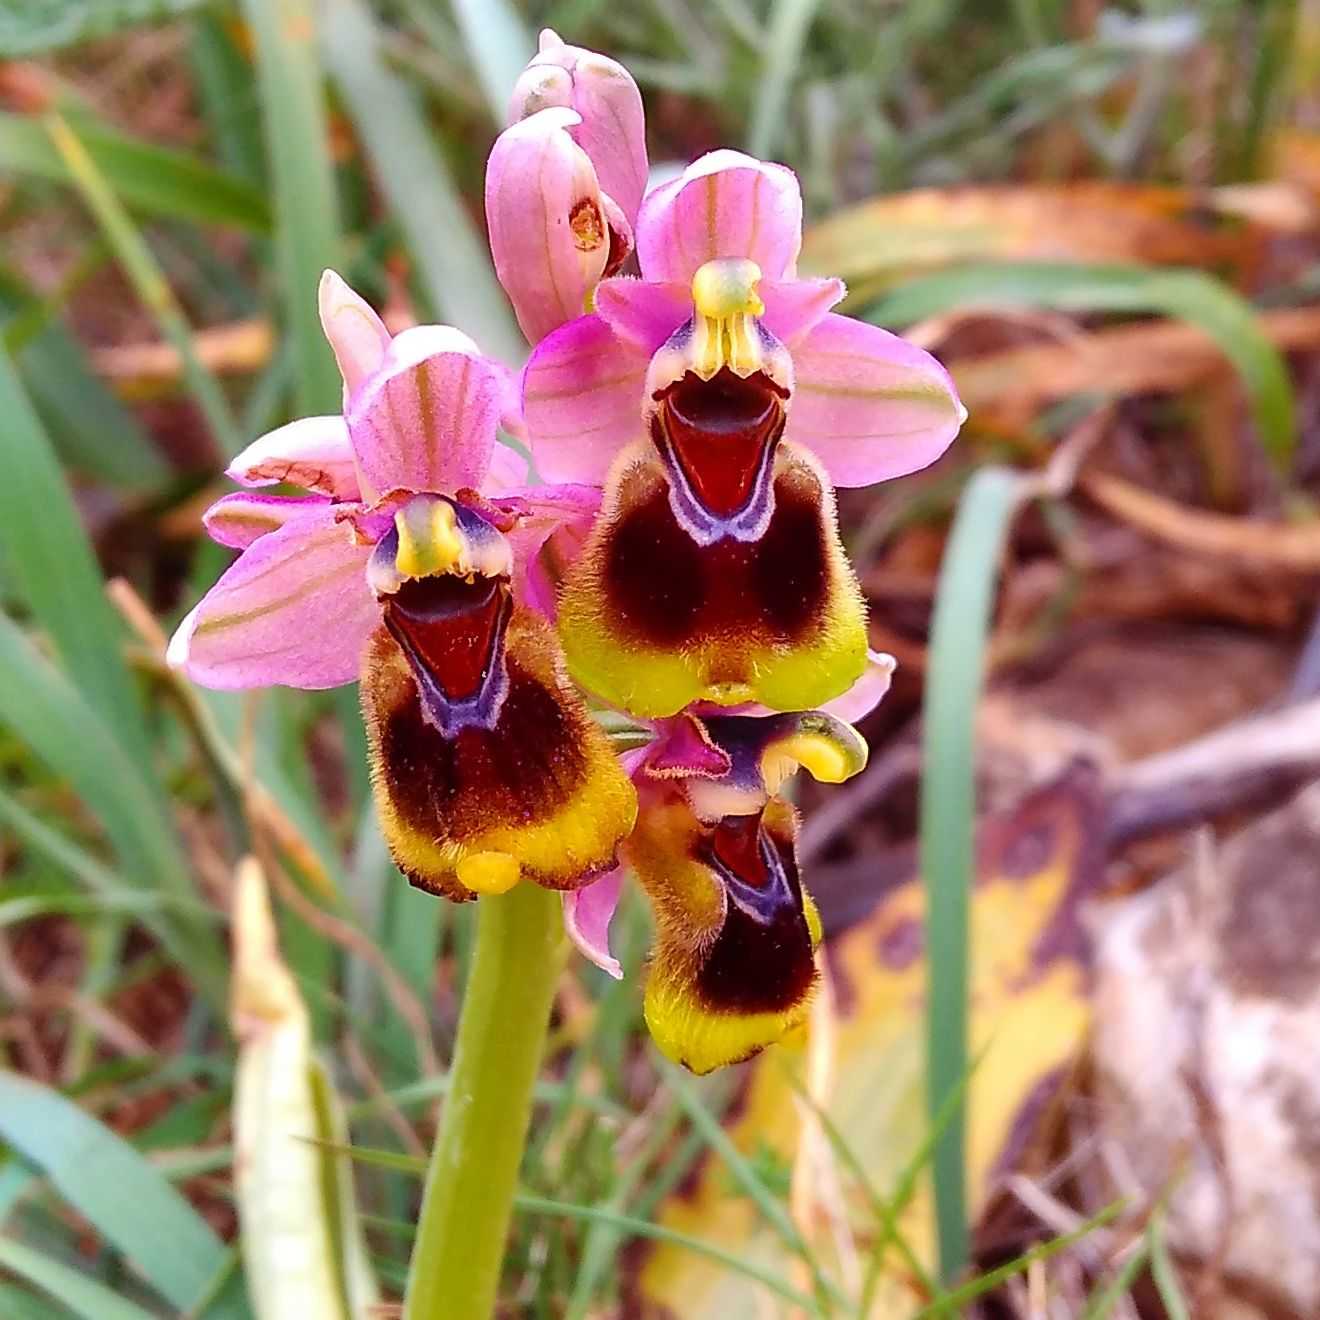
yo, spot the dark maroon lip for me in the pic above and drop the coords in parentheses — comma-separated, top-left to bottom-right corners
(383, 575, 511, 730)
(654, 367, 787, 521)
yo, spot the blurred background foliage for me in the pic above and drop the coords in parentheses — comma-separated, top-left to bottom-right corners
(2, 0, 1320, 1317)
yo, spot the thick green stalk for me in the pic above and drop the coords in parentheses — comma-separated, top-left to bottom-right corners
(403, 883, 564, 1320)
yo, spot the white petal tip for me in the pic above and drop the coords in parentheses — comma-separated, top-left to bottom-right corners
(165, 606, 198, 671)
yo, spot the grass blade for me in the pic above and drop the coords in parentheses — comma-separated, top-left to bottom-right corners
(189, 12, 265, 185)
(869, 262, 1296, 473)
(0, 1240, 156, 1320)
(747, 0, 822, 159)
(45, 113, 244, 455)
(919, 466, 1026, 1282)
(917, 1202, 1125, 1317)
(515, 1196, 822, 1315)
(0, 266, 167, 492)
(1148, 1214, 1190, 1320)
(321, 0, 524, 363)
(661, 1061, 847, 1311)
(449, 0, 533, 124)
(0, 612, 228, 1006)
(240, 0, 342, 415)
(0, 1072, 230, 1314)
(0, 111, 270, 231)
(0, 348, 148, 759)
(1083, 1239, 1152, 1319)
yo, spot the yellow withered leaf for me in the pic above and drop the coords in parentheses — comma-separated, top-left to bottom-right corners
(637, 772, 1102, 1318)
(230, 858, 378, 1320)
(800, 183, 1263, 303)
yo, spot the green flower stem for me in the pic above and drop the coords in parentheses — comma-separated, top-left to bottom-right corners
(403, 882, 565, 1320)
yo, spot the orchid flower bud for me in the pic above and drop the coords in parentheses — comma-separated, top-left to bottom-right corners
(508, 28, 648, 228)
(485, 106, 632, 345)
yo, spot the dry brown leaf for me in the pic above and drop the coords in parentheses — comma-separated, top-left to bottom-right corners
(1081, 471, 1320, 571)
(1090, 788, 1320, 1318)
(949, 305, 1320, 430)
(801, 183, 1265, 299)
(92, 317, 274, 395)
(636, 773, 1102, 1319)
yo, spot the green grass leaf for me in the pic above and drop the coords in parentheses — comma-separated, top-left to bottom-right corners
(747, 0, 822, 159)
(0, 111, 271, 231)
(917, 1201, 1124, 1317)
(0, 268, 167, 492)
(45, 113, 244, 455)
(0, 1240, 156, 1320)
(0, 348, 148, 759)
(868, 261, 1296, 473)
(321, 0, 524, 363)
(1147, 1214, 1190, 1320)
(0, 613, 228, 1006)
(0, 1072, 230, 1314)
(918, 465, 1026, 1282)
(240, 0, 341, 415)
(449, 0, 533, 124)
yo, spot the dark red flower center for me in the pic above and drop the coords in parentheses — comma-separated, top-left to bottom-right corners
(383, 574, 510, 703)
(654, 367, 787, 517)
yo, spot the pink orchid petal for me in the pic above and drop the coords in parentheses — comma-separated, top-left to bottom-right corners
(819, 651, 896, 723)
(521, 314, 648, 484)
(636, 150, 804, 284)
(168, 504, 376, 690)
(562, 867, 625, 979)
(347, 325, 505, 497)
(318, 269, 390, 399)
(226, 415, 360, 500)
(510, 30, 649, 226)
(642, 712, 733, 779)
(486, 107, 610, 344)
(491, 360, 528, 444)
(498, 482, 601, 618)
(594, 277, 691, 354)
(760, 277, 846, 345)
(203, 492, 331, 549)
(788, 312, 967, 487)
(484, 440, 533, 495)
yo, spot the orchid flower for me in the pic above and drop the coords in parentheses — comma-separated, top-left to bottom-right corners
(169, 271, 636, 900)
(513, 150, 965, 718)
(563, 654, 891, 1073)
(487, 29, 648, 344)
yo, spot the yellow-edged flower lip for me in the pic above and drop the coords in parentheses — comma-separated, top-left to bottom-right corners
(557, 441, 867, 717)
(363, 607, 638, 901)
(626, 794, 819, 1074)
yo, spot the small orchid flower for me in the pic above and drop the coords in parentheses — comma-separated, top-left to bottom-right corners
(170, 271, 636, 900)
(563, 655, 890, 1073)
(521, 151, 965, 719)
(486, 29, 648, 344)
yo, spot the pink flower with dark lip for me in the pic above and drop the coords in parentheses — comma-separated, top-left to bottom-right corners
(169, 270, 636, 900)
(521, 149, 966, 494)
(561, 653, 892, 1074)
(170, 270, 595, 688)
(500, 149, 967, 720)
